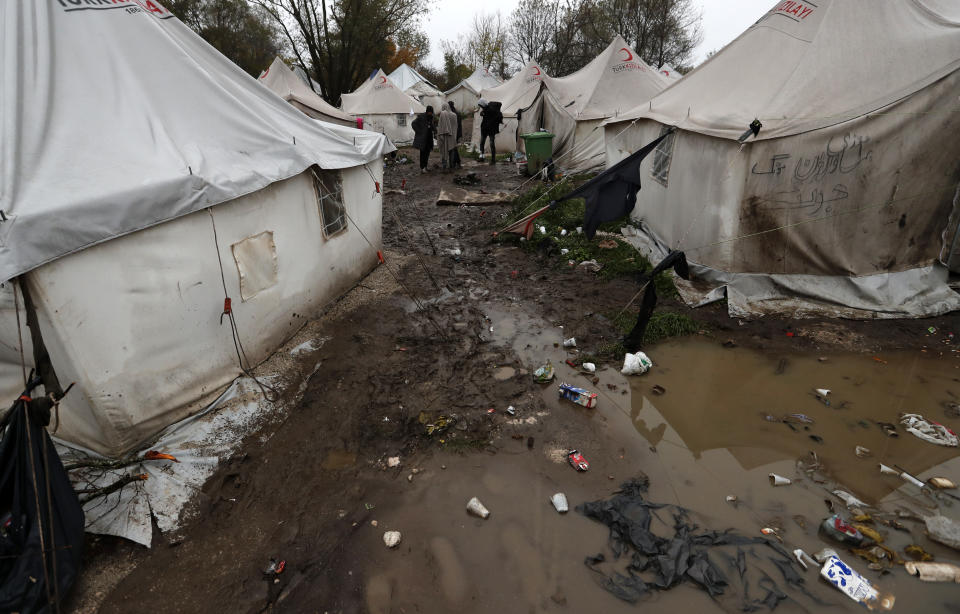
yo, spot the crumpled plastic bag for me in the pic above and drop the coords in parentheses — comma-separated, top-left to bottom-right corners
(621, 351, 652, 375)
(900, 413, 958, 447)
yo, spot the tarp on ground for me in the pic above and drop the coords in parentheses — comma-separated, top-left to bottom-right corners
(0, 0, 392, 285)
(602, 0, 960, 318)
(471, 61, 548, 153)
(524, 36, 668, 171)
(258, 56, 356, 126)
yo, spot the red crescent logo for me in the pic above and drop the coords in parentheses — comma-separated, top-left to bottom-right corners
(532, 66, 541, 76)
(619, 48, 633, 62)
(661, 70, 670, 76)
(379, 76, 387, 84)
(260, 67, 269, 79)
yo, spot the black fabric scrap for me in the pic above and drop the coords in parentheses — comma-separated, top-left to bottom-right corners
(624, 250, 690, 352)
(551, 128, 674, 239)
(0, 378, 85, 614)
(577, 478, 806, 610)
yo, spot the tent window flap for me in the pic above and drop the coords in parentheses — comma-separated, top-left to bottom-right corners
(313, 170, 347, 237)
(651, 126, 676, 186)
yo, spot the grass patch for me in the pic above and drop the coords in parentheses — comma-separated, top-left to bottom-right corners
(459, 144, 512, 162)
(642, 312, 700, 345)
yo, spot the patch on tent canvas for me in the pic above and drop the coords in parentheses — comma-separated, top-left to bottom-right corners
(437, 188, 512, 206)
(231, 231, 278, 301)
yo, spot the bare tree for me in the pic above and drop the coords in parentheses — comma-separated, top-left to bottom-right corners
(442, 12, 511, 79)
(253, 0, 430, 102)
(595, 0, 702, 69)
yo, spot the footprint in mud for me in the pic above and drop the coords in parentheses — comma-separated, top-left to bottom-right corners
(499, 522, 556, 606)
(365, 573, 393, 614)
(429, 536, 469, 604)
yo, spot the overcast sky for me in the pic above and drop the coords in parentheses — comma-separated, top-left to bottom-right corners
(422, 0, 772, 69)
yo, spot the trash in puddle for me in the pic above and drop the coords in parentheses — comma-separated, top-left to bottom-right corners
(562, 337, 577, 348)
(878, 463, 926, 489)
(651, 384, 666, 395)
(813, 388, 831, 406)
(900, 413, 959, 447)
(813, 548, 839, 563)
(387, 456, 401, 468)
(533, 362, 555, 383)
(905, 561, 960, 582)
(877, 421, 898, 437)
(929, 477, 957, 489)
(725, 495, 738, 504)
(855, 445, 872, 458)
(551, 493, 569, 513)
(793, 549, 817, 570)
(581, 362, 596, 373)
(760, 527, 782, 542)
(567, 449, 590, 471)
(904, 544, 934, 561)
(559, 383, 598, 408)
(821, 514, 865, 545)
(925, 515, 960, 551)
(784, 413, 814, 424)
(506, 405, 516, 416)
(768, 473, 792, 486)
(620, 351, 652, 375)
(833, 490, 869, 509)
(466, 496, 490, 519)
(383, 531, 402, 548)
(820, 555, 895, 610)
(263, 558, 286, 576)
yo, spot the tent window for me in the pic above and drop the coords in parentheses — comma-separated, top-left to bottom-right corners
(396, 113, 407, 126)
(651, 126, 676, 186)
(313, 170, 347, 237)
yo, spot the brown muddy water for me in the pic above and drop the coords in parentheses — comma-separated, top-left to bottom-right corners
(351, 301, 960, 613)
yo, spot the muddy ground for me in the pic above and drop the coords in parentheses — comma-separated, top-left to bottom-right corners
(67, 146, 960, 613)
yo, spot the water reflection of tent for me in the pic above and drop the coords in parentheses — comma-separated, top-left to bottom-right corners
(519, 36, 668, 171)
(604, 0, 960, 319)
(258, 56, 356, 126)
(0, 2, 393, 457)
(471, 61, 548, 154)
(341, 68, 426, 144)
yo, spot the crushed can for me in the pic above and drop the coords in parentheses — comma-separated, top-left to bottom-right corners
(559, 383, 598, 408)
(567, 450, 589, 471)
(820, 514, 864, 546)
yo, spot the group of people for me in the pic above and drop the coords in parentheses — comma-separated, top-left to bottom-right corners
(411, 99, 503, 173)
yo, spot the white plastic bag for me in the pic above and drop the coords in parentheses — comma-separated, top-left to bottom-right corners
(621, 352, 652, 375)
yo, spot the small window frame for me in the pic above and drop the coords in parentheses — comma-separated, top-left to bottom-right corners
(396, 113, 407, 127)
(651, 126, 676, 187)
(312, 169, 347, 237)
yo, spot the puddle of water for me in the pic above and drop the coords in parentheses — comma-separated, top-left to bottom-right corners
(357, 300, 960, 613)
(491, 366, 516, 381)
(320, 449, 357, 470)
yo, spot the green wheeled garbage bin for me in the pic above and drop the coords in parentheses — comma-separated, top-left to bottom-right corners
(520, 132, 555, 176)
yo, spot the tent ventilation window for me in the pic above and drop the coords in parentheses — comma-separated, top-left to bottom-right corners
(651, 126, 676, 186)
(396, 113, 407, 127)
(313, 170, 347, 237)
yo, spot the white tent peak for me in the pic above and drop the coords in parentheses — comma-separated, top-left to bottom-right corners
(612, 0, 960, 140)
(658, 63, 682, 81)
(444, 67, 502, 96)
(387, 63, 439, 92)
(541, 35, 667, 120)
(479, 61, 548, 114)
(258, 56, 355, 125)
(341, 68, 426, 115)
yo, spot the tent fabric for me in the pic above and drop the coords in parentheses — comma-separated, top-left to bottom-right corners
(444, 67, 502, 96)
(0, 1, 392, 285)
(610, 0, 960, 140)
(657, 63, 682, 82)
(524, 37, 668, 170)
(471, 62, 548, 153)
(341, 69, 426, 144)
(387, 63, 439, 93)
(258, 56, 355, 126)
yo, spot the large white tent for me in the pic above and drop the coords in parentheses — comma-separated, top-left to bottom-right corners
(444, 67, 502, 112)
(388, 63, 444, 110)
(258, 56, 356, 126)
(0, 1, 394, 457)
(341, 69, 426, 144)
(471, 61, 548, 154)
(657, 63, 682, 82)
(604, 0, 960, 319)
(519, 36, 668, 171)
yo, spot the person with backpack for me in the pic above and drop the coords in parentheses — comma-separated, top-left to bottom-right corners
(478, 99, 503, 165)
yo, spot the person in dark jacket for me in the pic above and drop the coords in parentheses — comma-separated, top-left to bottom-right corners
(448, 100, 463, 169)
(478, 99, 503, 165)
(411, 106, 436, 173)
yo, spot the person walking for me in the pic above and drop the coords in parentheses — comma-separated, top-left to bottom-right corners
(448, 101, 463, 169)
(478, 99, 503, 165)
(437, 104, 458, 171)
(412, 106, 436, 173)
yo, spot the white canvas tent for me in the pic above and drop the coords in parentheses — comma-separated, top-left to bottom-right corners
(471, 61, 548, 154)
(658, 63, 682, 82)
(520, 37, 668, 171)
(258, 56, 356, 126)
(444, 67, 502, 112)
(342, 69, 426, 144)
(604, 0, 960, 319)
(0, 1, 394, 458)
(388, 63, 444, 110)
